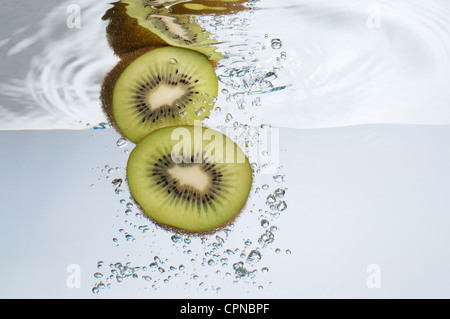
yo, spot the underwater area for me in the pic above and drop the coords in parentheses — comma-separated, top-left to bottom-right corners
(1, 0, 450, 298)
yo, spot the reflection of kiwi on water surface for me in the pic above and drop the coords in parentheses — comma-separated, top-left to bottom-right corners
(102, 0, 223, 60)
(169, 1, 249, 16)
(126, 125, 253, 234)
(101, 46, 219, 144)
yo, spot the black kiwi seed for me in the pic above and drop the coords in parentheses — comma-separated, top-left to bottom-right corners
(132, 72, 196, 123)
(151, 153, 224, 208)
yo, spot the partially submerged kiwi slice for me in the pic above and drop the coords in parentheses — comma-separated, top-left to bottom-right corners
(101, 46, 218, 144)
(127, 125, 253, 234)
(169, 1, 248, 16)
(102, 1, 223, 60)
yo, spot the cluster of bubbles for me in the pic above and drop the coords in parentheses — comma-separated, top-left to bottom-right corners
(91, 158, 289, 295)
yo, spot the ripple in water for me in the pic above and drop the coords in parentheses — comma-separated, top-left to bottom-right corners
(2, 0, 449, 130)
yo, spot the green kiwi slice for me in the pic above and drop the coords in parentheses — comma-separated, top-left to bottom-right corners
(127, 125, 253, 234)
(103, 1, 223, 61)
(169, 1, 248, 16)
(101, 46, 219, 144)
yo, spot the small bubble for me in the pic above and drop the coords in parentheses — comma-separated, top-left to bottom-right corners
(280, 51, 287, 59)
(225, 113, 233, 123)
(111, 178, 122, 188)
(169, 58, 178, 65)
(224, 249, 235, 255)
(246, 250, 262, 263)
(273, 175, 285, 183)
(262, 184, 269, 190)
(260, 123, 271, 130)
(261, 267, 269, 273)
(271, 38, 282, 49)
(94, 272, 103, 279)
(116, 138, 128, 148)
(263, 71, 277, 82)
(277, 201, 287, 212)
(171, 234, 183, 243)
(286, 249, 292, 255)
(252, 97, 261, 107)
(266, 194, 276, 204)
(274, 188, 285, 198)
(261, 219, 269, 228)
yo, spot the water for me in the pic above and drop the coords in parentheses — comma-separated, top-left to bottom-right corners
(1, 0, 450, 129)
(1, 0, 450, 298)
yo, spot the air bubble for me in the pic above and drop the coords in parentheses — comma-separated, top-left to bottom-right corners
(277, 201, 287, 212)
(246, 250, 262, 263)
(225, 113, 233, 123)
(169, 58, 178, 65)
(271, 38, 282, 49)
(274, 188, 285, 198)
(116, 138, 128, 148)
(252, 97, 261, 107)
(171, 234, 183, 243)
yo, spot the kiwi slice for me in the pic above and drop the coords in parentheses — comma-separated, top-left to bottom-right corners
(169, 1, 248, 16)
(102, 1, 223, 61)
(101, 46, 219, 144)
(127, 125, 253, 233)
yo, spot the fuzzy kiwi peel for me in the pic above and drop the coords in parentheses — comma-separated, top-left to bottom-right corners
(101, 46, 219, 144)
(102, 1, 223, 61)
(126, 125, 253, 234)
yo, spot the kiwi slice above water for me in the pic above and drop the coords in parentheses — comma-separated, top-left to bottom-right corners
(101, 46, 218, 144)
(127, 125, 253, 234)
(169, 1, 248, 16)
(102, 1, 223, 61)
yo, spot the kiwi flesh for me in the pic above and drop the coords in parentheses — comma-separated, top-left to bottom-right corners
(126, 125, 253, 234)
(101, 46, 219, 144)
(102, 1, 223, 61)
(169, 1, 248, 16)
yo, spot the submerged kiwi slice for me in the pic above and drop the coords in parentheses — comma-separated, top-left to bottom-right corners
(127, 125, 253, 233)
(101, 46, 218, 144)
(102, 1, 223, 61)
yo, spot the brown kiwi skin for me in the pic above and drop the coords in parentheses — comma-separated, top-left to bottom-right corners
(102, 1, 222, 64)
(102, 2, 163, 58)
(126, 175, 253, 236)
(100, 46, 161, 141)
(100, 46, 218, 142)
